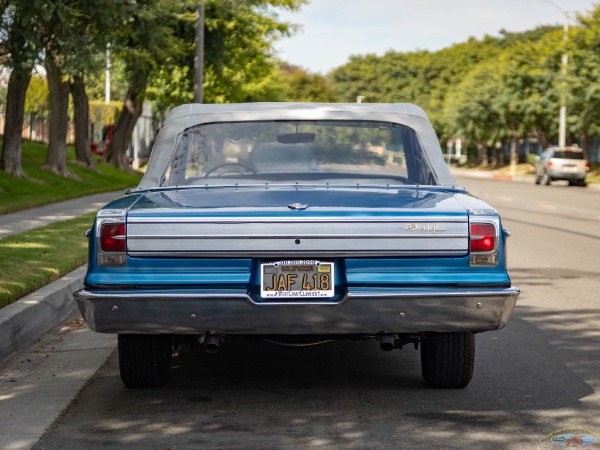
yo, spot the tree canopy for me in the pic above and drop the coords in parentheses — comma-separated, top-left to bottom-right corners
(4, 1, 600, 174)
(328, 13, 600, 161)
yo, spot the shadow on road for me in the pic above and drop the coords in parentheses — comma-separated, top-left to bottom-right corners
(32, 301, 600, 450)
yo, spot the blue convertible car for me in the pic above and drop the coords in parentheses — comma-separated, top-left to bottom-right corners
(75, 103, 519, 389)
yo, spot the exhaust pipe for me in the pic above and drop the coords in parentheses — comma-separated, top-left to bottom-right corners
(378, 333, 395, 351)
(204, 333, 221, 354)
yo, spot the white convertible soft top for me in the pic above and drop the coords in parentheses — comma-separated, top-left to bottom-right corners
(139, 102, 457, 188)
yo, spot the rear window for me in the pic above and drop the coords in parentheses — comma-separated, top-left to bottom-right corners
(161, 120, 439, 187)
(552, 150, 585, 159)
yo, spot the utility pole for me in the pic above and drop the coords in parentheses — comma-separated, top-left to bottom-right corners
(540, 0, 569, 147)
(194, 1, 205, 103)
(558, 10, 569, 147)
(105, 43, 111, 105)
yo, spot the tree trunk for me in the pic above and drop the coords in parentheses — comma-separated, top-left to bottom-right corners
(44, 56, 71, 176)
(104, 84, 144, 170)
(1, 66, 32, 178)
(580, 133, 590, 159)
(476, 142, 488, 166)
(70, 75, 95, 168)
(498, 143, 505, 166)
(510, 135, 519, 166)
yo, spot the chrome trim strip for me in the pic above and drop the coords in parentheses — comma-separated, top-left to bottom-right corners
(346, 287, 520, 299)
(128, 233, 468, 240)
(79, 290, 250, 300)
(126, 250, 468, 258)
(127, 217, 469, 224)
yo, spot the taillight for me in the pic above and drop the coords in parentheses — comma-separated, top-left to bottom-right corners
(585, 161, 590, 171)
(470, 223, 495, 252)
(100, 223, 125, 252)
(547, 161, 554, 169)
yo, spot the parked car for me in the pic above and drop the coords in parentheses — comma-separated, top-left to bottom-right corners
(534, 146, 589, 186)
(75, 103, 519, 389)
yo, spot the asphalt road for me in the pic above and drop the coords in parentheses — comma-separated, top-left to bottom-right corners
(31, 177, 600, 450)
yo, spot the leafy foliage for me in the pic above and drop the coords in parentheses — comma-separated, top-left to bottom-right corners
(275, 64, 336, 102)
(329, 16, 600, 160)
(146, 0, 304, 114)
(24, 74, 49, 114)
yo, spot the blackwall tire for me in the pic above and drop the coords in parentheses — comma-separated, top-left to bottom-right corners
(420, 332, 475, 388)
(118, 334, 173, 388)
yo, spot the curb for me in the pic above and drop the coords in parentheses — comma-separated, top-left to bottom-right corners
(0, 265, 86, 363)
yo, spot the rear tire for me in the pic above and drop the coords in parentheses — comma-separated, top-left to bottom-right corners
(421, 332, 475, 388)
(118, 334, 172, 388)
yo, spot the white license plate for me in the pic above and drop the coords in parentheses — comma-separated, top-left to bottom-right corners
(260, 260, 334, 299)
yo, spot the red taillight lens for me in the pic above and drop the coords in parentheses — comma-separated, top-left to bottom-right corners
(470, 223, 495, 252)
(585, 161, 590, 171)
(547, 161, 554, 169)
(100, 223, 125, 252)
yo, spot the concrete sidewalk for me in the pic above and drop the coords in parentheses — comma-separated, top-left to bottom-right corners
(450, 166, 534, 183)
(0, 190, 126, 239)
(0, 311, 116, 450)
(0, 190, 125, 363)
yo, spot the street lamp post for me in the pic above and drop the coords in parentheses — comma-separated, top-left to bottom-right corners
(558, 10, 569, 148)
(194, 1, 205, 104)
(540, 0, 569, 147)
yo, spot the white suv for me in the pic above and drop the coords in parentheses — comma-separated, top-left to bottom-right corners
(535, 147, 589, 186)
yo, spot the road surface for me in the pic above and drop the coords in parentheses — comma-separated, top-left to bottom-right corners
(30, 177, 600, 449)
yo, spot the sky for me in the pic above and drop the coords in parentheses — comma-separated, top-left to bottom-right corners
(273, 0, 599, 73)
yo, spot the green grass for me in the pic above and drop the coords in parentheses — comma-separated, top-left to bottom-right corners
(0, 213, 94, 308)
(588, 164, 600, 185)
(0, 140, 141, 214)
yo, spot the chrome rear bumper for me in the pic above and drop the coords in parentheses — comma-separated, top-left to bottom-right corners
(75, 286, 519, 335)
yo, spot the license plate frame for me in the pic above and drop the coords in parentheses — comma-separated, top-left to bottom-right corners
(260, 260, 335, 299)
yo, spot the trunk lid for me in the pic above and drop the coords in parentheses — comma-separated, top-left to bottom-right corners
(125, 186, 470, 258)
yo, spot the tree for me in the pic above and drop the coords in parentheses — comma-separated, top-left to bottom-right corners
(503, 32, 563, 151)
(44, 52, 71, 175)
(569, 5, 600, 156)
(70, 74, 94, 167)
(0, 1, 40, 177)
(106, 0, 304, 168)
(38, 0, 132, 174)
(330, 26, 572, 161)
(445, 60, 504, 165)
(103, 0, 179, 169)
(278, 64, 336, 102)
(330, 36, 503, 138)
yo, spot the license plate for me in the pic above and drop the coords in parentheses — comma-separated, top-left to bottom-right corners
(261, 260, 334, 299)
